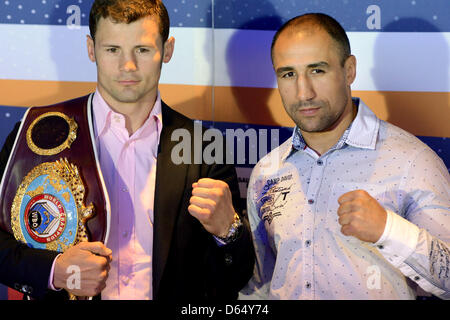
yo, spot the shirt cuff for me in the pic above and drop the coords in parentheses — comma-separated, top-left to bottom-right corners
(48, 254, 63, 291)
(374, 209, 420, 268)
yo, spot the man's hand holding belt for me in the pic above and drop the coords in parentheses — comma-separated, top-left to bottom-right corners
(52, 241, 112, 297)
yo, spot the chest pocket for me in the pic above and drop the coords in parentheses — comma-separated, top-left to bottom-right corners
(325, 182, 387, 236)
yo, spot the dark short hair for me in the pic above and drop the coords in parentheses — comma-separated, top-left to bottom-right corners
(89, 0, 170, 44)
(271, 13, 351, 66)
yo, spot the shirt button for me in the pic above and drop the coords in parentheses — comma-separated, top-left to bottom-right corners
(377, 245, 384, 250)
(305, 282, 311, 289)
(308, 199, 314, 204)
(122, 187, 128, 192)
(305, 240, 311, 247)
(224, 253, 233, 266)
(122, 231, 128, 238)
(414, 276, 420, 281)
(317, 160, 323, 166)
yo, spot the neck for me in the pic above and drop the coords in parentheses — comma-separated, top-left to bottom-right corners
(301, 101, 357, 156)
(99, 89, 157, 136)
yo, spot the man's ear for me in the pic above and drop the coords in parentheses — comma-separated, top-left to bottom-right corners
(162, 36, 175, 63)
(344, 55, 357, 86)
(86, 35, 96, 63)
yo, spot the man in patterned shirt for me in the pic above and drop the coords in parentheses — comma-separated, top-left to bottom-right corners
(240, 13, 449, 299)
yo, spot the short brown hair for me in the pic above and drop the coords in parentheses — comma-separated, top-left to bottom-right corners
(271, 13, 351, 66)
(89, 0, 170, 43)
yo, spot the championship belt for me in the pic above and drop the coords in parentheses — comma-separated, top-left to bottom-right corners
(0, 94, 110, 297)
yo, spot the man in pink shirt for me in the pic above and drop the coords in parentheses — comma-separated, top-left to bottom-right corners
(0, 0, 254, 300)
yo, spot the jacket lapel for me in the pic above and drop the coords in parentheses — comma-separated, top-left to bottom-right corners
(153, 101, 189, 297)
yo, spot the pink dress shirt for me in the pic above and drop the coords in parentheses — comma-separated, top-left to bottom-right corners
(92, 90, 162, 299)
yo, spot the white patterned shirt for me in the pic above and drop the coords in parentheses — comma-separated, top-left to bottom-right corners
(240, 98, 450, 300)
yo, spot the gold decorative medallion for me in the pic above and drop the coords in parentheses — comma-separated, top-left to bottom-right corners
(11, 158, 94, 252)
(26, 112, 78, 156)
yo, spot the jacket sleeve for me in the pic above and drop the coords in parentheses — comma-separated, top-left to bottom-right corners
(202, 161, 255, 299)
(0, 229, 59, 299)
(0, 122, 60, 299)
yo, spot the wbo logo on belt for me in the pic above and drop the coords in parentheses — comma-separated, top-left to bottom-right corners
(25, 195, 67, 244)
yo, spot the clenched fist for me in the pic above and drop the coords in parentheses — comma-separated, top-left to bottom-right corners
(53, 241, 112, 297)
(188, 178, 236, 237)
(337, 190, 387, 243)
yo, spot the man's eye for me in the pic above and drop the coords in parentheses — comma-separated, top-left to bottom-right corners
(106, 47, 118, 53)
(281, 71, 295, 78)
(137, 47, 150, 53)
(312, 69, 324, 74)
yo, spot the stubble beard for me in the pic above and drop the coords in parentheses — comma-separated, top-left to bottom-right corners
(110, 87, 145, 103)
(287, 98, 348, 133)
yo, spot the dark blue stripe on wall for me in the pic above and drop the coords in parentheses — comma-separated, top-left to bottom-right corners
(0, 0, 93, 26)
(0, 0, 449, 32)
(211, 0, 450, 31)
(0, 284, 7, 300)
(417, 136, 450, 171)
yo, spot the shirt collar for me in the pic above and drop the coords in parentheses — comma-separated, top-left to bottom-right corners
(285, 97, 379, 161)
(92, 89, 163, 141)
(345, 98, 379, 149)
(92, 89, 111, 139)
(135, 92, 163, 141)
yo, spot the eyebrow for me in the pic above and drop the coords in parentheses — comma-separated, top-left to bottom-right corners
(275, 66, 295, 75)
(276, 61, 330, 75)
(307, 61, 329, 68)
(100, 44, 154, 49)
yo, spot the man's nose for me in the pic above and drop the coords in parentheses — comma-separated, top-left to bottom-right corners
(120, 54, 137, 72)
(296, 75, 316, 101)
